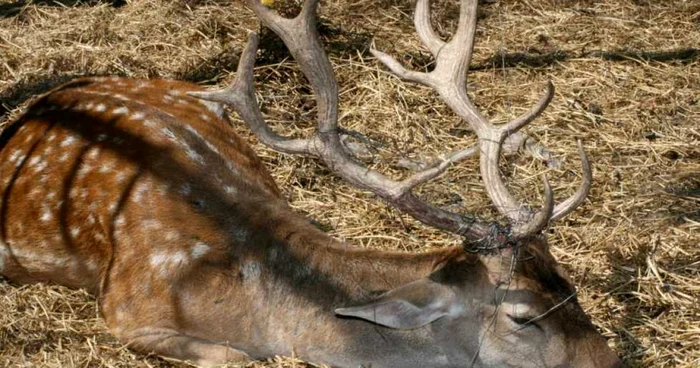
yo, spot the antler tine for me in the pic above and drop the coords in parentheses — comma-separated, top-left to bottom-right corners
(512, 175, 554, 237)
(415, 0, 445, 57)
(246, 0, 339, 133)
(187, 34, 312, 155)
(190, 0, 496, 239)
(551, 140, 592, 221)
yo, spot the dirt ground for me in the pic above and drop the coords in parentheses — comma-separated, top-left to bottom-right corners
(0, 0, 698, 367)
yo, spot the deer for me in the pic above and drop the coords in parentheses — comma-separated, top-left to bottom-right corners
(0, 0, 626, 367)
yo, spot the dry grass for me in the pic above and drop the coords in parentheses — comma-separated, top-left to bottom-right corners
(1, 0, 698, 367)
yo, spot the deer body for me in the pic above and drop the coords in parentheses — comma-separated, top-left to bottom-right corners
(1, 0, 626, 367)
(0, 76, 452, 365)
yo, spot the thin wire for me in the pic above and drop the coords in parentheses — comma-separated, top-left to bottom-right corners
(469, 247, 519, 367)
(511, 291, 577, 333)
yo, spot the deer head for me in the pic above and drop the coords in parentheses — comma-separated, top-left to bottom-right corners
(189, 0, 623, 366)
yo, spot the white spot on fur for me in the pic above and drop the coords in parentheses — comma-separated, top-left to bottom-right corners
(0, 240, 7, 272)
(230, 227, 249, 243)
(199, 113, 211, 121)
(70, 227, 81, 238)
(33, 160, 47, 173)
(115, 215, 126, 227)
(180, 183, 191, 196)
(131, 111, 146, 120)
(191, 242, 210, 259)
(144, 220, 162, 230)
(144, 119, 156, 128)
(99, 162, 113, 173)
(8, 149, 23, 163)
(224, 186, 237, 196)
(61, 136, 76, 147)
(133, 181, 150, 202)
(184, 125, 203, 140)
(115, 171, 128, 183)
(40, 206, 53, 222)
(226, 162, 239, 175)
(269, 248, 280, 262)
(240, 261, 262, 281)
(77, 164, 91, 180)
(87, 147, 100, 159)
(113, 106, 129, 115)
(165, 231, 179, 241)
(149, 251, 188, 277)
(185, 147, 204, 165)
(205, 141, 221, 155)
(28, 156, 40, 167)
(28, 187, 41, 199)
(196, 99, 224, 117)
(162, 127, 176, 140)
(86, 261, 98, 272)
(157, 184, 170, 195)
(95, 104, 107, 112)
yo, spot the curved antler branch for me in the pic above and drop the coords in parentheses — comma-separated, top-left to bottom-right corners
(369, 49, 436, 86)
(512, 176, 554, 236)
(415, 0, 445, 57)
(551, 140, 592, 221)
(187, 33, 312, 155)
(499, 81, 555, 137)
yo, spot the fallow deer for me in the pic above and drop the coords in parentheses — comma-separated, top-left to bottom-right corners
(0, 0, 625, 367)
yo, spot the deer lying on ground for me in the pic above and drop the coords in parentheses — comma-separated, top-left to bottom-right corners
(0, 0, 625, 367)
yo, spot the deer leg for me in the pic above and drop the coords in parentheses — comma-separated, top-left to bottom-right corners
(118, 327, 250, 366)
(99, 260, 251, 366)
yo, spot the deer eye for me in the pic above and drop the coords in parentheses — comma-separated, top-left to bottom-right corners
(507, 314, 542, 331)
(507, 315, 532, 325)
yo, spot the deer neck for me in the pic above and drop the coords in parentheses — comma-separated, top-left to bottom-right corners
(194, 196, 463, 366)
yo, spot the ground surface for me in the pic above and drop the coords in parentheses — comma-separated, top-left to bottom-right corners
(0, 0, 698, 367)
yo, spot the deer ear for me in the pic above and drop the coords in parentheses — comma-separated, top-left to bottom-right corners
(334, 279, 456, 330)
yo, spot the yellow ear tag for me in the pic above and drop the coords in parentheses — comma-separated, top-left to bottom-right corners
(260, 0, 275, 7)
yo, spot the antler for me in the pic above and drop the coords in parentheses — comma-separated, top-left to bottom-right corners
(371, 0, 592, 232)
(189, 0, 591, 240)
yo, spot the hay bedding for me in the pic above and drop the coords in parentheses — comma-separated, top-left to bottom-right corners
(0, 0, 698, 366)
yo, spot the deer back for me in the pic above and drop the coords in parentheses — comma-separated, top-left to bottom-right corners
(0, 77, 281, 293)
